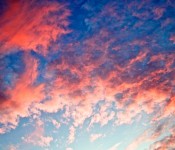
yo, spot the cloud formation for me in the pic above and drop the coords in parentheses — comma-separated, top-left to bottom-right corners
(90, 133, 104, 142)
(0, 0, 175, 149)
(0, 0, 70, 55)
(23, 120, 53, 147)
(0, 54, 44, 133)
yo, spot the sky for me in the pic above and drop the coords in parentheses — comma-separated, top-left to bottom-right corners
(0, 0, 175, 150)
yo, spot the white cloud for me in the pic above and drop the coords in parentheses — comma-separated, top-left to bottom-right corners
(108, 142, 121, 150)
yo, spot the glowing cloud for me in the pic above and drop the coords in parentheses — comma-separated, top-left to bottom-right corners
(0, 0, 70, 54)
(0, 0, 175, 149)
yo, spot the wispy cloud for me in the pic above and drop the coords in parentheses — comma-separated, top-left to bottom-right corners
(108, 142, 121, 150)
(90, 133, 105, 142)
(0, 0, 70, 55)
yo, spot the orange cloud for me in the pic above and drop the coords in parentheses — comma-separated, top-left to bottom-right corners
(0, 54, 44, 132)
(162, 96, 175, 118)
(1, 1, 172, 136)
(39, 26, 175, 129)
(0, 0, 70, 55)
(150, 132, 175, 150)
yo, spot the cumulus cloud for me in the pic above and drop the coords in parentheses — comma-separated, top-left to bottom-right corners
(23, 120, 53, 147)
(0, 0, 70, 133)
(90, 101, 115, 127)
(26, 1, 175, 143)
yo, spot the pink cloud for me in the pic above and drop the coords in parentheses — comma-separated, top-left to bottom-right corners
(126, 122, 170, 150)
(0, 0, 70, 55)
(0, 54, 45, 133)
(8, 145, 18, 150)
(41, 26, 175, 130)
(153, 7, 165, 19)
(68, 126, 76, 144)
(150, 133, 175, 150)
(51, 119, 61, 129)
(126, 129, 151, 150)
(0, 1, 174, 143)
(170, 34, 175, 44)
(90, 133, 104, 142)
(90, 102, 115, 127)
(23, 120, 53, 147)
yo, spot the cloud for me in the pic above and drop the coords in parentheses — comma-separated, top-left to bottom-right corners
(90, 101, 115, 127)
(126, 121, 170, 150)
(108, 143, 121, 150)
(0, 54, 45, 133)
(153, 7, 165, 19)
(170, 34, 175, 44)
(0, 1, 175, 149)
(36, 0, 175, 132)
(23, 120, 53, 147)
(157, 96, 175, 120)
(90, 133, 104, 142)
(51, 119, 61, 129)
(125, 129, 150, 150)
(149, 124, 175, 150)
(8, 145, 18, 150)
(0, 0, 70, 55)
(150, 134, 175, 150)
(68, 126, 76, 144)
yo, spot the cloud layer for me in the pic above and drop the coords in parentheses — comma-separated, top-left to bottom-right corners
(0, 0, 175, 149)
(0, 0, 70, 55)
